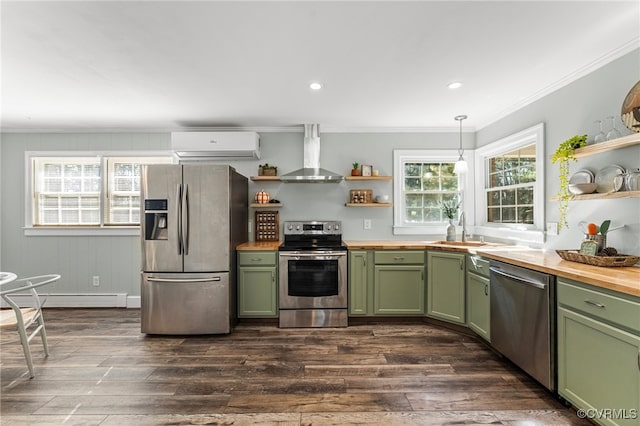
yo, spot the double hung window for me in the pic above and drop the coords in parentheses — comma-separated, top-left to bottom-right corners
(393, 150, 467, 235)
(30, 154, 172, 228)
(474, 123, 544, 243)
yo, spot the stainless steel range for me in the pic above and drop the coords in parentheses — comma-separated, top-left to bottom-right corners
(278, 221, 348, 328)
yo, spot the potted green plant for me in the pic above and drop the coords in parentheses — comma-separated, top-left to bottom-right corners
(258, 163, 277, 176)
(440, 199, 460, 241)
(351, 162, 361, 176)
(551, 134, 587, 230)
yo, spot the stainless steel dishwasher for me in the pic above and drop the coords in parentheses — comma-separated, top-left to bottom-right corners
(489, 260, 556, 391)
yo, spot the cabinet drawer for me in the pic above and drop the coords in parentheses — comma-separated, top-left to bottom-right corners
(558, 279, 640, 332)
(374, 250, 424, 265)
(467, 255, 490, 278)
(238, 251, 277, 266)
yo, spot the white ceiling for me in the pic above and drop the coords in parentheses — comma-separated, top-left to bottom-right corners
(2, 1, 639, 133)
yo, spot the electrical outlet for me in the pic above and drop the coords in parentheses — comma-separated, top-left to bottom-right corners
(92, 275, 100, 287)
(363, 219, 372, 230)
(546, 222, 559, 236)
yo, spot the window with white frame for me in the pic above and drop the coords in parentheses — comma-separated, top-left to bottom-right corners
(474, 123, 545, 241)
(486, 145, 536, 224)
(31, 154, 172, 227)
(404, 162, 459, 223)
(393, 150, 470, 235)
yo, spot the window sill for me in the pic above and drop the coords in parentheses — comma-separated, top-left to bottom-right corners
(473, 225, 544, 246)
(24, 227, 140, 237)
(393, 224, 449, 236)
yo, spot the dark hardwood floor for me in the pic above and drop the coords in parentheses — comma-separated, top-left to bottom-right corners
(1, 309, 590, 425)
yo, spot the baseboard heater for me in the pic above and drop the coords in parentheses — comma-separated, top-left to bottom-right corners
(0, 293, 129, 308)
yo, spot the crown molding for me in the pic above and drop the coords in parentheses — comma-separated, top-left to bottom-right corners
(0, 125, 471, 134)
(477, 39, 640, 131)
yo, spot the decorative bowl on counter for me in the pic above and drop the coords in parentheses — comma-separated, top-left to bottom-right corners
(568, 183, 597, 195)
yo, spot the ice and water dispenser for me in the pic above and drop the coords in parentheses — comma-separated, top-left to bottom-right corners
(144, 199, 168, 240)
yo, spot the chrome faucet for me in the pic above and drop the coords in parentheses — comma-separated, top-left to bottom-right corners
(458, 211, 466, 242)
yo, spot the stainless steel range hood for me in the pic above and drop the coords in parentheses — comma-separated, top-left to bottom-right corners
(280, 124, 344, 183)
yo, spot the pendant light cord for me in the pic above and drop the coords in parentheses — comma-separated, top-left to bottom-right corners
(454, 114, 467, 158)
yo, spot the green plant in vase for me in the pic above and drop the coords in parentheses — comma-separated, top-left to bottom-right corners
(551, 134, 587, 230)
(440, 199, 459, 220)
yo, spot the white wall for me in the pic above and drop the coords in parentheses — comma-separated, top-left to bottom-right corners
(477, 49, 640, 256)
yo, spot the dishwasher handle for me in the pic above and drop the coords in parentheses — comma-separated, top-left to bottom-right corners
(489, 266, 547, 289)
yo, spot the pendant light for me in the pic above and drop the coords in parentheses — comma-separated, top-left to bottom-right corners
(453, 114, 468, 175)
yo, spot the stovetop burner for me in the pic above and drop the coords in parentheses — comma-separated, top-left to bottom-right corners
(280, 220, 345, 251)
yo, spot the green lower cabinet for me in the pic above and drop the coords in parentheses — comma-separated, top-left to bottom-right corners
(466, 271, 490, 341)
(427, 251, 466, 324)
(558, 307, 640, 426)
(374, 265, 424, 314)
(237, 251, 278, 318)
(557, 278, 640, 426)
(349, 250, 372, 316)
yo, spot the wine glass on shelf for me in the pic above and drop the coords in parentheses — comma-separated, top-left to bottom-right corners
(593, 120, 606, 144)
(605, 115, 622, 141)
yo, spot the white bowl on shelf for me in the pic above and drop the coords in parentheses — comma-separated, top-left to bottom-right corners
(375, 195, 389, 203)
(568, 183, 597, 195)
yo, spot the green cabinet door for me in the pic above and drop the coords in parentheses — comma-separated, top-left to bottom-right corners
(238, 266, 277, 317)
(374, 265, 424, 315)
(558, 307, 640, 426)
(427, 251, 466, 324)
(349, 250, 372, 315)
(466, 271, 490, 341)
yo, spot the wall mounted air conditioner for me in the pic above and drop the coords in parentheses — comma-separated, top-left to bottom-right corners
(171, 131, 260, 160)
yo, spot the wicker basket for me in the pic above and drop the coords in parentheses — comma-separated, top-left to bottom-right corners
(556, 250, 640, 267)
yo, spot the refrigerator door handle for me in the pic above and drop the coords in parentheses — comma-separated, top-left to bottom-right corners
(147, 276, 222, 283)
(183, 183, 189, 255)
(176, 183, 183, 255)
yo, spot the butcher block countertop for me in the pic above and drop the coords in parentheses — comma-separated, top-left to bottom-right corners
(475, 247, 640, 298)
(237, 240, 639, 297)
(237, 241, 282, 251)
(344, 240, 503, 252)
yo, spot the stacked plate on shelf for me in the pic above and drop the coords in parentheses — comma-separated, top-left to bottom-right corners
(568, 169, 596, 194)
(569, 165, 627, 194)
(594, 164, 625, 193)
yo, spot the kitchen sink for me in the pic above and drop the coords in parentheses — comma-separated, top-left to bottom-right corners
(432, 240, 487, 247)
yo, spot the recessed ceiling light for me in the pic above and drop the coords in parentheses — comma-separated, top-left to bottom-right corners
(447, 81, 462, 89)
(309, 81, 323, 91)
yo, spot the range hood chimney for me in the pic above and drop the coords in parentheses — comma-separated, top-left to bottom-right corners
(280, 124, 344, 183)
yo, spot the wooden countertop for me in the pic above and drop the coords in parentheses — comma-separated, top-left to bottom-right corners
(237, 241, 282, 251)
(347, 240, 639, 297)
(237, 239, 639, 297)
(476, 247, 640, 298)
(344, 240, 501, 253)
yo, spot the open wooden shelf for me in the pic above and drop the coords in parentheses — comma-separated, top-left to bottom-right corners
(250, 176, 281, 181)
(572, 133, 640, 159)
(344, 176, 393, 181)
(345, 202, 392, 207)
(550, 191, 640, 202)
(250, 203, 282, 208)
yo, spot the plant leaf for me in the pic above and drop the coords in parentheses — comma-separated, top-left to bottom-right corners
(599, 220, 611, 235)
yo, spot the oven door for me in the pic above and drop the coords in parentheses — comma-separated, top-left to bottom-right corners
(278, 251, 347, 309)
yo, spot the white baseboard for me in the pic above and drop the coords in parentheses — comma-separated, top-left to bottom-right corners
(127, 295, 141, 308)
(0, 293, 140, 308)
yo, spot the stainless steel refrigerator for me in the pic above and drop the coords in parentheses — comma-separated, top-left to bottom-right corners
(140, 164, 248, 334)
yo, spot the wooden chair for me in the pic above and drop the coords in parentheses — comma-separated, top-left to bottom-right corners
(0, 273, 61, 378)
